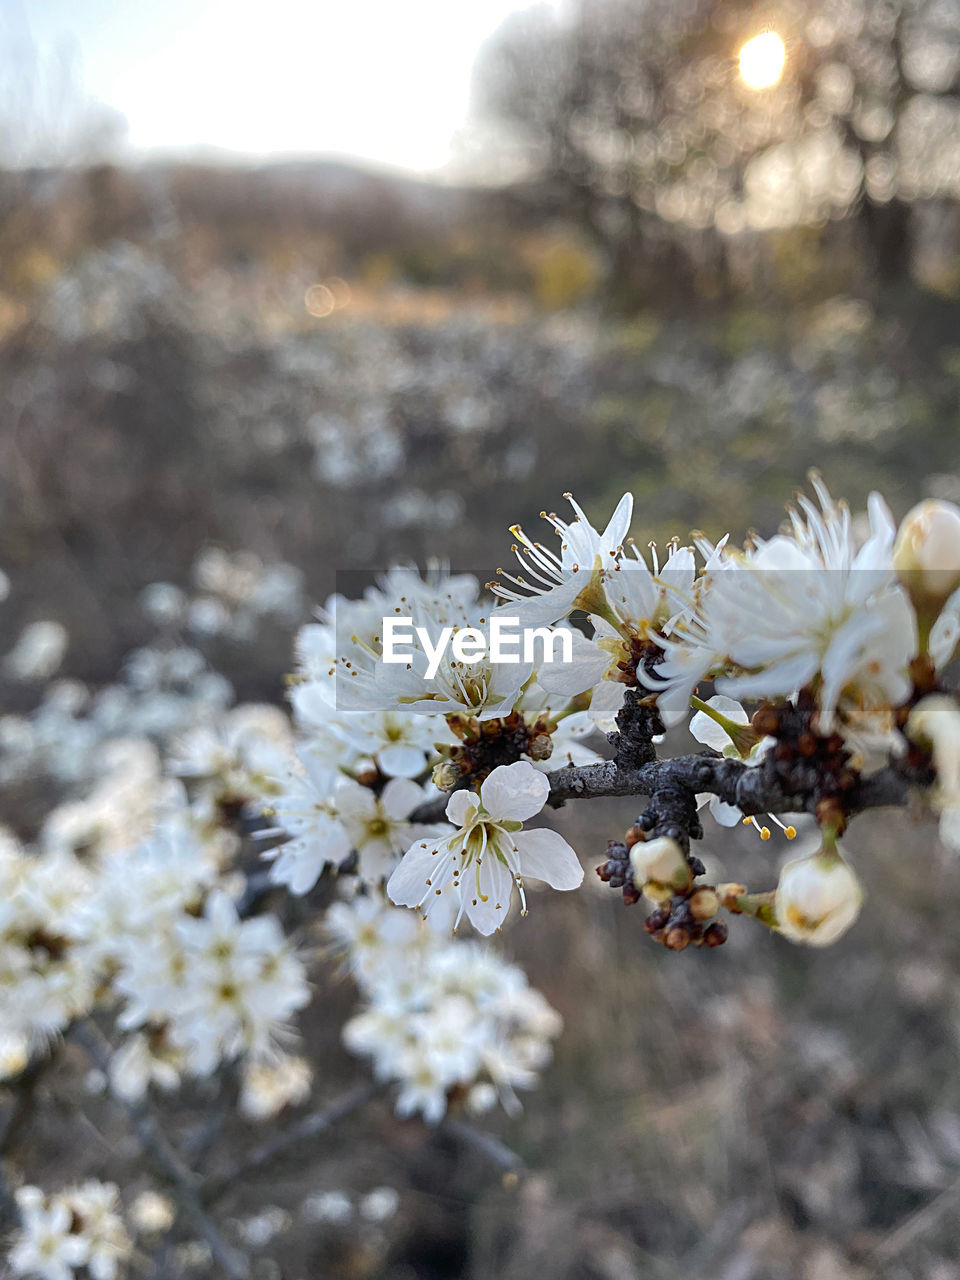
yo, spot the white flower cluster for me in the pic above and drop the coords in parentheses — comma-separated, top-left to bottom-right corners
(267, 479, 960, 955)
(0, 802, 310, 1085)
(11, 1181, 131, 1280)
(0, 643, 232, 792)
(264, 567, 597, 920)
(0, 833, 97, 1051)
(0, 680, 315, 1095)
(112, 884, 310, 1081)
(141, 545, 306, 641)
(329, 894, 563, 1122)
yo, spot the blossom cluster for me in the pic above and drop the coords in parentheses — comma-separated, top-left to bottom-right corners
(3, 474, 960, 1277)
(329, 893, 563, 1122)
(10, 1181, 131, 1280)
(141, 545, 306, 642)
(263, 478, 960, 955)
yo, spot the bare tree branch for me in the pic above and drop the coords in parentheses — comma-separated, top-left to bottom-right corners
(442, 1117, 526, 1175)
(70, 1021, 250, 1280)
(412, 753, 913, 828)
(201, 1081, 380, 1206)
(540, 755, 912, 818)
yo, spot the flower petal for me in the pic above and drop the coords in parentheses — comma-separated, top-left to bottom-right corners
(378, 743, 427, 778)
(380, 776, 423, 819)
(465, 855, 513, 934)
(446, 790, 479, 827)
(387, 840, 444, 908)
(513, 827, 583, 889)
(480, 761, 549, 822)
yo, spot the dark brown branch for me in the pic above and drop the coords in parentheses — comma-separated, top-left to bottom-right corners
(70, 1022, 250, 1280)
(200, 1081, 380, 1206)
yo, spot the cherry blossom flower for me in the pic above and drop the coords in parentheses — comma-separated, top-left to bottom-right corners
(387, 760, 582, 934)
(491, 491, 634, 626)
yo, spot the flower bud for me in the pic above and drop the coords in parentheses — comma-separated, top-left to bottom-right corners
(431, 760, 461, 792)
(526, 732, 554, 762)
(907, 695, 960, 853)
(630, 835, 691, 893)
(774, 846, 862, 946)
(894, 499, 960, 609)
(688, 887, 720, 921)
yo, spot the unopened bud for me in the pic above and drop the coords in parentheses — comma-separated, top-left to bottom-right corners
(774, 845, 862, 946)
(716, 882, 748, 912)
(432, 761, 461, 792)
(688, 887, 720, 921)
(907, 695, 960, 852)
(526, 733, 553, 761)
(630, 835, 691, 893)
(663, 924, 692, 951)
(894, 499, 960, 611)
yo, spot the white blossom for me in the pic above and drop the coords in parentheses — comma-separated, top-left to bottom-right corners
(387, 760, 582, 934)
(491, 491, 633, 626)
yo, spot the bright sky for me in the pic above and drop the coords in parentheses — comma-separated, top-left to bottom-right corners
(4, 0, 551, 173)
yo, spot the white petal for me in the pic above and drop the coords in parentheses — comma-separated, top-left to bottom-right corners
(715, 653, 819, 702)
(709, 797, 743, 827)
(588, 679, 626, 733)
(513, 827, 584, 889)
(380, 776, 423, 819)
(378, 743, 426, 778)
(689, 695, 749, 751)
(465, 855, 513, 934)
(387, 840, 445, 908)
(602, 492, 634, 549)
(480, 761, 549, 822)
(446, 790, 479, 827)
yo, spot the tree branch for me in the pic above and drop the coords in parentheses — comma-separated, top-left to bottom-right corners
(200, 1081, 380, 1207)
(70, 1022, 250, 1280)
(541, 754, 912, 818)
(412, 753, 914, 828)
(442, 1117, 525, 1175)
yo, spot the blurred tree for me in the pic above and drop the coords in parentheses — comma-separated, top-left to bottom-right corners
(0, 27, 125, 169)
(472, 0, 960, 300)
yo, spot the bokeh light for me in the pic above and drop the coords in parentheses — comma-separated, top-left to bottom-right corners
(738, 31, 787, 91)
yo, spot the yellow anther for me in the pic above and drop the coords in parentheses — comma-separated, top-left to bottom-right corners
(760, 826, 772, 841)
(784, 825, 797, 839)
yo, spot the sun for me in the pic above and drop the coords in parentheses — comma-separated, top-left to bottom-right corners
(738, 31, 787, 91)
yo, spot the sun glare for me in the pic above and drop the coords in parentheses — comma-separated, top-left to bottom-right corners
(738, 31, 786, 91)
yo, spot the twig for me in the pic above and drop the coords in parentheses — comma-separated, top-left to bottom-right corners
(870, 1171, 960, 1263)
(0, 1047, 59, 1232)
(70, 1021, 250, 1280)
(442, 1117, 526, 1174)
(411, 754, 912, 827)
(201, 1081, 380, 1206)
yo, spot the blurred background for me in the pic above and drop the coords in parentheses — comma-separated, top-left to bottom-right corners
(4, 0, 960, 1276)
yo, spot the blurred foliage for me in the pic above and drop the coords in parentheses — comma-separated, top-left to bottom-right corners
(473, 0, 960, 302)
